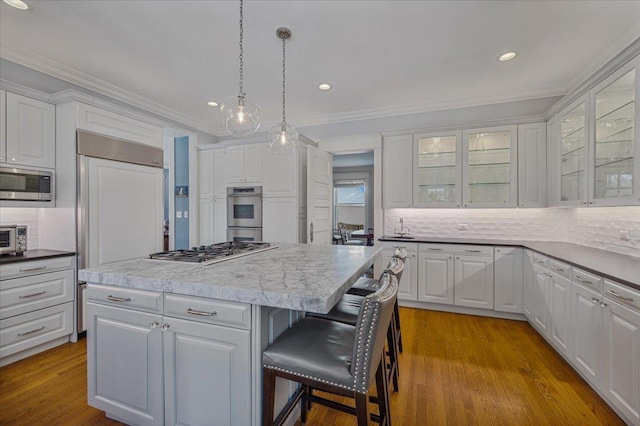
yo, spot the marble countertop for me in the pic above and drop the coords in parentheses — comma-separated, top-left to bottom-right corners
(79, 243, 381, 314)
(0, 249, 75, 265)
(379, 236, 639, 290)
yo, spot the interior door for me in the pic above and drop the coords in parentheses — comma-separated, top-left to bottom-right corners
(87, 157, 163, 267)
(306, 146, 333, 245)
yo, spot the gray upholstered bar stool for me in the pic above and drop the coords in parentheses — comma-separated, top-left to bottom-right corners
(262, 272, 398, 426)
(307, 257, 404, 392)
(349, 247, 408, 354)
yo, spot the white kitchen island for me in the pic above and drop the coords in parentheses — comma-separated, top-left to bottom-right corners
(80, 243, 380, 426)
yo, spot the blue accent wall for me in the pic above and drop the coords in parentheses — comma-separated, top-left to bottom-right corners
(174, 136, 190, 250)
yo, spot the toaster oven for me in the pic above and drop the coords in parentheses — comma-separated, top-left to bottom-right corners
(0, 225, 27, 255)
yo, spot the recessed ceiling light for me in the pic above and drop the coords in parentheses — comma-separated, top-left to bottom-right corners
(498, 52, 517, 62)
(318, 83, 332, 91)
(207, 101, 219, 107)
(3, 0, 30, 10)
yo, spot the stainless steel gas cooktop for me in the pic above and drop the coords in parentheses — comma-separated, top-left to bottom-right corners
(149, 241, 276, 266)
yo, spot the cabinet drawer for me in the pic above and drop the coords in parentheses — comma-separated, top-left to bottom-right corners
(0, 269, 74, 319)
(0, 256, 75, 281)
(88, 284, 163, 314)
(380, 241, 417, 252)
(530, 253, 549, 268)
(419, 243, 493, 255)
(604, 280, 640, 312)
(572, 268, 603, 293)
(548, 259, 571, 279)
(164, 293, 251, 330)
(0, 302, 73, 360)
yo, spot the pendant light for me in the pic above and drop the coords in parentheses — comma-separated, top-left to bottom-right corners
(268, 27, 298, 155)
(220, 0, 260, 138)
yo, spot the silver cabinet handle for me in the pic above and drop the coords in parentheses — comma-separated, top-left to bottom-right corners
(466, 249, 482, 253)
(19, 291, 47, 299)
(107, 295, 131, 302)
(574, 275, 591, 284)
(551, 265, 565, 272)
(600, 301, 608, 308)
(591, 297, 600, 303)
(19, 266, 47, 272)
(607, 290, 634, 302)
(18, 326, 45, 337)
(427, 248, 443, 251)
(161, 323, 170, 331)
(543, 273, 553, 278)
(534, 259, 545, 264)
(150, 321, 159, 328)
(186, 307, 217, 317)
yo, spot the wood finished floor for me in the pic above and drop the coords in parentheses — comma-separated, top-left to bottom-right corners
(0, 308, 624, 426)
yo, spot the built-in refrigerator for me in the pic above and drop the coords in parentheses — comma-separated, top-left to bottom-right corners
(76, 130, 164, 332)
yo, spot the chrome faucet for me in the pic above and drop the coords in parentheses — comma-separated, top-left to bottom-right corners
(398, 217, 408, 237)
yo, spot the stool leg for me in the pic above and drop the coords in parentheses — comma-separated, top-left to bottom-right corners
(300, 385, 308, 424)
(262, 368, 276, 426)
(386, 320, 399, 392)
(355, 392, 370, 426)
(394, 300, 403, 353)
(376, 356, 392, 426)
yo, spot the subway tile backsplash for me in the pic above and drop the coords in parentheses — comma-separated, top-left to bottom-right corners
(0, 208, 40, 249)
(384, 207, 640, 258)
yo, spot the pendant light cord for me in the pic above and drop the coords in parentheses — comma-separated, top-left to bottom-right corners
(282, 36, 286, 128)
(239, 0, 244, 95)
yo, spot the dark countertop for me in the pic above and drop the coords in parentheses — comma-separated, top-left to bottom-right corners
(379, 236, 640, 290)
(0, 249, 76, 265)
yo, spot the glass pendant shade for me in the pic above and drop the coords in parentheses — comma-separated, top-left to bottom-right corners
(220, 92, 261, 138)
(268, 122, 298, 155)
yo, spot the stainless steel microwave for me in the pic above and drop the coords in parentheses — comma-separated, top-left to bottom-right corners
(0, 167, 53, 201)
(0, 225, 27, 255)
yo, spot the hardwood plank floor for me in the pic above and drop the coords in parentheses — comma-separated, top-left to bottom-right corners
(0, 308, 624, 425)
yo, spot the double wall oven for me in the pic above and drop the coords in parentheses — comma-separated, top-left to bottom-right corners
(227, 186, 263, 242)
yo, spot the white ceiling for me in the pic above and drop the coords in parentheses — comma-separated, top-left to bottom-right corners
(1, 1, 640, 138)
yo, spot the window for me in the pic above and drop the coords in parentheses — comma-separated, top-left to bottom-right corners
(334, 180, 366, 229)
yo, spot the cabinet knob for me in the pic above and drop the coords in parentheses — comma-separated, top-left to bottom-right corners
(161, 323, 170, 331)
(11, 157, 17, 162)
(150, 321, 159, 329)
(600, 301, 608, 308)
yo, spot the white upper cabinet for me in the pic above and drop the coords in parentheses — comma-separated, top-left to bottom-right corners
(5, 92, 55, 169)
(198, 149, 214, 199)
(518, 123, 547, 208)
(383, 135, 413, 208)
(263, 143, 299, 198)
(559, 96, 588, 206)
(462, 125, 518, 208)
(227, 143, 263, 185)
(590, 58, 639, 206)
(413, 131, 462, 208)
(76, 103, 163, 148)
(0, 90, 6, 163)
(213, 148, 229, 198)
(555, 56, 640, 207)
(546, 117, 559, 207)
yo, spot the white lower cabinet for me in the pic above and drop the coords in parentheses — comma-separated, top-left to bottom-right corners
(416, 244, 494, 310)
(532, 264, 551, 337)
(417, 252, 454, 304)
(87, 287, 251, 426)
(87, 303, 164, 426)
(602, 282, 640, 425)
(164, 317, 250, 426)
(549, 272, 572, 355)
(571, 281, 603, 387)
(494, 247, 523, 313)
(263, 197, 299, 243)
(523, 250, 535, 320)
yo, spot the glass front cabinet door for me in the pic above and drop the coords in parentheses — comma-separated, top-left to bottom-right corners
(462, 125, 518, 207)
(590, 57, 639, 206)
(413, 131, 462, 207)
(559, 97, 588, 206)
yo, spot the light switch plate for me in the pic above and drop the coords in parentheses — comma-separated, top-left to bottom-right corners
(176, 211, 182, 219)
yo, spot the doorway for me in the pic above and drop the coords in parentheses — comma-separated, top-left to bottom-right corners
(332, 151, 374, 241)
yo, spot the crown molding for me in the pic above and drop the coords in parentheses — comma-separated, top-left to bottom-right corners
(0, 43, 211, 134)
(0, 79, 54, 102)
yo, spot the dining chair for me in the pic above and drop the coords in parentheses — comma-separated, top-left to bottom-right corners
(262, 272, 398, 426)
